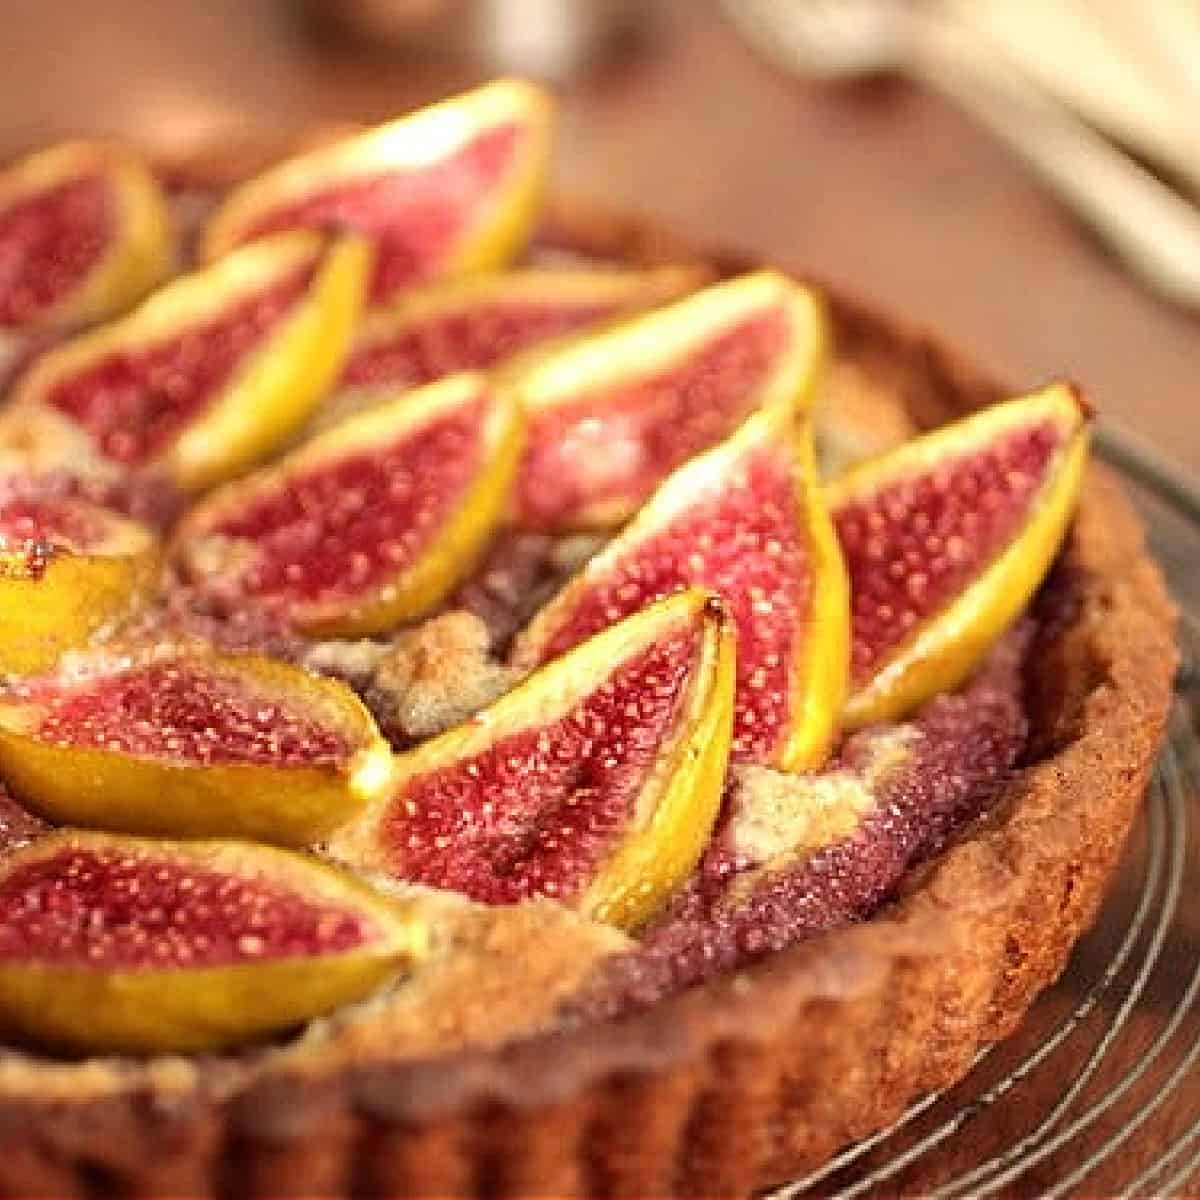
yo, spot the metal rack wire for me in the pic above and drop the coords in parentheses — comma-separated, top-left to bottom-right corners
(767, 477, 1200, 1199)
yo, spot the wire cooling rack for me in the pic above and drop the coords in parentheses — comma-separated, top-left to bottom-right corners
(766, 467, 1200, 1199)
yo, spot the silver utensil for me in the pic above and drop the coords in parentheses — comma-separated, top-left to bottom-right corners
(943, 0, 1200, 193)
(721, 0, 1200, 311)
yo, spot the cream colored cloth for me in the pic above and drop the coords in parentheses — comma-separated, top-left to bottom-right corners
(942, 0, 1200, 193)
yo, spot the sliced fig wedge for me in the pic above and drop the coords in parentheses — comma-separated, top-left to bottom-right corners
(203, 80, 554, 305)
(0, 648, 393, 846)
(175, 373, 523, 637)
(576, 627, 1032, 1016)
(0, 141, 172, 331)
(513, 400, 849, 771)
(0, 830, 424, 1054)
(509, 271, 828, 532)
(829, 382, 1090, 728)
(5, 231, 370, 492)
(325, 264, 707, 423)
(329, 589, 735, 931)
(0, 487, 160, 676)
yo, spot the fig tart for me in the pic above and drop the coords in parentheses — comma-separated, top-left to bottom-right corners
(0, 83, 1176, 1198)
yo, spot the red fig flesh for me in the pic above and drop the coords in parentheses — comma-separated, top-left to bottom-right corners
(829, 383, 1090, 726)
(513, 401, 849, 771)
(509, 271, 828, 532)
(175, 373, 523, 636)
(7, 232, 370, 491)
(0, 142, 172, 332)
(330, 589, 735, 930)
(203, 81, 554, 304)
(0, 649, 392, 846)
(333, 265, 706, 403)
(0, 831, 424, 1053)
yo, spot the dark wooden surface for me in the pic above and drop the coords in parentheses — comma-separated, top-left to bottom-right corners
(1, 2, 1196, 1196)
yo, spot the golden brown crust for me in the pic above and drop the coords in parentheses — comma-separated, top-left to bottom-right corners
(0, 195, 1176, 1199)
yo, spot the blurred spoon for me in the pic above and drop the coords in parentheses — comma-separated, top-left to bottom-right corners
(722, 0, 1200, 312)
(943, 0, 1200, 191)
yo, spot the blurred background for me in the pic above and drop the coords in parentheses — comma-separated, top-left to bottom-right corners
(2, 4, 1199, 1196)
(1, 0, 1197, 466)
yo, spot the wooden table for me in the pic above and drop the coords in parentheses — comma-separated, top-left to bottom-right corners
(3, 0, 1199, 473)
(2, 2, 1197, 1196)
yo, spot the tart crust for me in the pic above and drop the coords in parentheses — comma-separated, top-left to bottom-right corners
(0, 195, 1176, 1199)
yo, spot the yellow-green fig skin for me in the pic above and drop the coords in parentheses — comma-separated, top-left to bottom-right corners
(202, 80, 555, 291)
(7, 230, 372, 495)
(330, 588, 735, 933)
(0, 652, 394, 847)
(0, 831, 426, 1055)
(174, 373, 525, 639)
(830, 382, 1091, 729)
(0, 537, 160, 678)
(167, 233, 373, 492)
